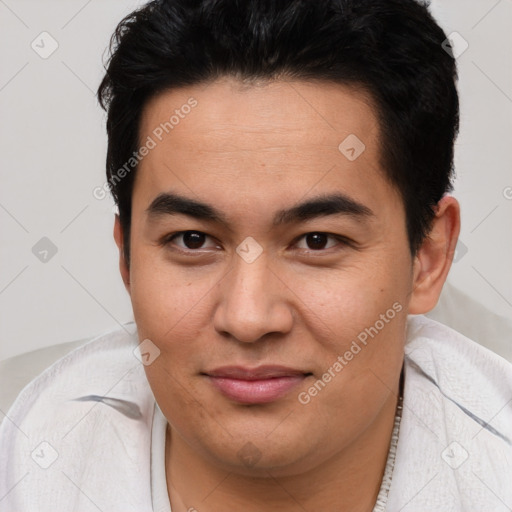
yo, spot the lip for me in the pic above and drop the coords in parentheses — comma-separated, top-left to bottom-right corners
(204, 365, 311, 404)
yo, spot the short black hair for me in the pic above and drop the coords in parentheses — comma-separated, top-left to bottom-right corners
(98, 0, 459, 265)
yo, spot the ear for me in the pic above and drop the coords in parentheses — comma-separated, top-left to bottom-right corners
(408, 195, 461, 314)
(113, 214, 131, 294)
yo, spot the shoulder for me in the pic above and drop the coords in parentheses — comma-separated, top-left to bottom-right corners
(3, 324, 150, 419)
(389, 315, 512, 511)
(404, 314, 512, 443)
(0, 325, 155, 511)
(406, 314, 512, 394)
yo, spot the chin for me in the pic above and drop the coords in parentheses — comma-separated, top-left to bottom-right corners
(198, 427, 324, 477)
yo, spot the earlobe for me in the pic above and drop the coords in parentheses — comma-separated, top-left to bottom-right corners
(408, 195, 461, 314)
(113, 215, 131, 294)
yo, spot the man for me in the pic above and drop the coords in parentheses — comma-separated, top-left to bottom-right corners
(1, 0, 511, 511)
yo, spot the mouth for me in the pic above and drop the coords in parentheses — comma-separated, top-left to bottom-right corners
(202, 365, 313, 404)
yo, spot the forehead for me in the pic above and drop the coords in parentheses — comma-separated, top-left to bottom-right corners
(140, 78, 378, 149)
(134, 78, 401, 224)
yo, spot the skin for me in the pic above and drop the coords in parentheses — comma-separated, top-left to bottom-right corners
(114, 77, 460, 511)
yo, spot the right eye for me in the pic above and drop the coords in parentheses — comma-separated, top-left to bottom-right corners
(162, 230, 221, 252)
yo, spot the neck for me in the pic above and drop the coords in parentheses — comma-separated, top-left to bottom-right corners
(164, 389, 400, 512)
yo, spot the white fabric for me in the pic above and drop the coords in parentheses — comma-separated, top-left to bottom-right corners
(151, 404, 172, 512)
(0, 338, 89, 415)
(388, 316, 512, 511)
(1, 316, 511, 511)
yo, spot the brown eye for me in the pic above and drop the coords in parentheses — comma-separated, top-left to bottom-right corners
(305, 233, 329, 250)
(181, 231, 206, 249)
(296, 232, 342, 251)
(164, 230, 218, 251)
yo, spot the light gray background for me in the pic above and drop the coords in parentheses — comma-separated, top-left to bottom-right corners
(1, 0, 511, 360)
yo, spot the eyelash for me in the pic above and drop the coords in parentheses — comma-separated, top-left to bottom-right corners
(160, 230, 352, 255)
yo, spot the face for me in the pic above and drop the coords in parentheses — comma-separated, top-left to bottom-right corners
(122, 78, 416, 476)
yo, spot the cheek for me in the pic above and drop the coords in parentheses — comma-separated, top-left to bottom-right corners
(287, 255, 409, 408)
(129, 246, 212, 339)
(297, 283, 406, 431)
(286, 255, 410, 343)
(130, 258, 213, 424)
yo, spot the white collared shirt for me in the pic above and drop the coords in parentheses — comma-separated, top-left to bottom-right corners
(1, 315, 511, 511)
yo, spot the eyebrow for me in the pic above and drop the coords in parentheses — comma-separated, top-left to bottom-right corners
(146, 191, 374, 227)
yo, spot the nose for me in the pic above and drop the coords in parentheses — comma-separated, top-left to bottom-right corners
(213, 252, 293, 344)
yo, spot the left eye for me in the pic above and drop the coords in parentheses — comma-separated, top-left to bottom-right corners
(295, 232, 342, 251)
